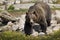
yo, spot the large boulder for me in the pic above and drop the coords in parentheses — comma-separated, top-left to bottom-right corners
(55, 10, 60, 24)
(0, 11, 17, 26)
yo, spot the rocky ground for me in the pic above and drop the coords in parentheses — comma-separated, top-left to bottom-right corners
(0, 10, 60, 36)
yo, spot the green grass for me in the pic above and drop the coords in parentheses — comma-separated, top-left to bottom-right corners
(7, 9, 28, 17)
(8, 9, 28, 12)
(51, 7, 60, 10)
(0, 30, 60, 40)
(52, 0, 60, 4)
(0, 9, 28, 17)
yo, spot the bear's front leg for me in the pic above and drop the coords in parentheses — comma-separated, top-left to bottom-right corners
(39, 17, 47, 34)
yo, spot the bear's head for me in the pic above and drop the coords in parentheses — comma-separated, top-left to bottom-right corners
(25, 11, 39, 24)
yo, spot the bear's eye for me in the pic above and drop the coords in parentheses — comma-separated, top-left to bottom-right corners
(33, 11, 37, 17)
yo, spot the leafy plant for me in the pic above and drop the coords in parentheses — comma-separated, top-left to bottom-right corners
(8, 5, 14, 11)
(52, 0, 60, 4)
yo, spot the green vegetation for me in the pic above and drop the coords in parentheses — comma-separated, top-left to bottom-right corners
(0, 30, 60, 40)
(7, 5, 28, 12)
(52, 8, 60, 10)
(8, 9, 28, 14)
(8, 5, 14, 11)
(7, 9, 28, 16)
(52, 0, 60, 4)
(51, 6, 60, 10)
(8, 9, 28, 12)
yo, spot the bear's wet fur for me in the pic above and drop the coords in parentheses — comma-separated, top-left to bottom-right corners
(24, 1, 51, 35)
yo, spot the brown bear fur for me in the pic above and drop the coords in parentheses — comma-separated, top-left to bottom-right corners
(24, 1, 51, 35)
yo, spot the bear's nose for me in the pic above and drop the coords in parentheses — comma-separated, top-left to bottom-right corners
(30, 19, 34, 23)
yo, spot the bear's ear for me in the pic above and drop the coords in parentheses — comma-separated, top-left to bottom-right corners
(26, 12, 28, 15)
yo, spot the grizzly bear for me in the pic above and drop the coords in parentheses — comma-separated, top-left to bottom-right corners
(24, 1, 51, 35)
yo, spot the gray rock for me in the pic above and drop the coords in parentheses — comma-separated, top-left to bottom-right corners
(0, 11, 17, 26)
(0, 11, 17, 21)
